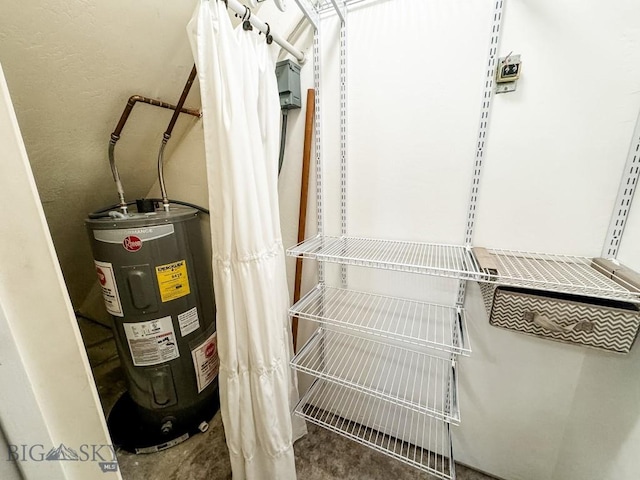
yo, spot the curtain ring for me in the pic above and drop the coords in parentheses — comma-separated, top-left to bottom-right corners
(265, 23, 273, 44)
(242, 6, 253, 30)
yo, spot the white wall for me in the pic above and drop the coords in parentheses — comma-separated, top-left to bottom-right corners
(466, 1, 640, 479)
(0, 0, 201, 307)
(273, 1, 640, 480)
(134, 1, 640, 479)
(0, 63, 121, 480)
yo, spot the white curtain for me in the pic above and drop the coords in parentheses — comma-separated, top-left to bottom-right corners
(187, 1, 306, 479)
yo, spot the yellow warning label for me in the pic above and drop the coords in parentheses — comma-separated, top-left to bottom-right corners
(155, 260, 191, 302)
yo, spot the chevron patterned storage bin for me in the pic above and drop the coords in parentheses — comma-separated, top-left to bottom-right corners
(480, 285, 640, 354)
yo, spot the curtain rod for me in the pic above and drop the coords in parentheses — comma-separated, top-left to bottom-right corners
(222, 0, 306, 63)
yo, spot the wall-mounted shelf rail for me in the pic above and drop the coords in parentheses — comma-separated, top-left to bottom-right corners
(295, 378, 455, 480)
(291, 285, 471, 355)
(478, 248, 640, 303)
(287, 235, 484, 280)
(292, 328, 459, 423)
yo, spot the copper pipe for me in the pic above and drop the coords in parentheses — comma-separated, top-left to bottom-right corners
(108, 67, 200, 212)
(158, 65, 198, 211)
(163, 65, 198, 139)
(111, 95, 200, 141)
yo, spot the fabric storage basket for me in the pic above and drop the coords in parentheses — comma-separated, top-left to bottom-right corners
(480, 284, 640, 354)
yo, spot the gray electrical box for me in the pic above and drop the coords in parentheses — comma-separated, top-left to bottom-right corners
(275, 60, 301, 110)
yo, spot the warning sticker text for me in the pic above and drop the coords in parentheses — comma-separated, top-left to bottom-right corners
(155, 260, 191, 302)
(94, 260, 123, 317)
(178, 307, 200, 337)
(123, 316, 179, 366)
(192, 332, 219, 393)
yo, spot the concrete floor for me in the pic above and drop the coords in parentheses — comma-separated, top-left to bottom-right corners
(79, 317, 498, 480)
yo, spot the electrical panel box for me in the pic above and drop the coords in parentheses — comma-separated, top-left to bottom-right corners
(275, 60, 301, 110)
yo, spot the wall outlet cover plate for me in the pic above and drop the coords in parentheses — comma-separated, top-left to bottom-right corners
(496, 54, 521, 94)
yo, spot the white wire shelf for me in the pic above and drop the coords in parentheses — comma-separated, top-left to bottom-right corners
(291, 285, 471, 356)
(295, 378, 455, 480)
(287, 235, 484, 280)
(292, 328, 459, 424)
(479, 248, 640, 303)
(294, 0, 346, 26)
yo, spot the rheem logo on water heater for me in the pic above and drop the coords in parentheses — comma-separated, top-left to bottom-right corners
(123, 235, 142, 252)
(96, 267, 107, 286)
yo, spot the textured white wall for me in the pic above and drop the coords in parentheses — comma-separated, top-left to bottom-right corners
(0, 63, 120, 480)
(0, 0, 202, 307)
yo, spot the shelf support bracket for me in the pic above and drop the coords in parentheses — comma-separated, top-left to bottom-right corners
(293, 0, 319, 29)
(457, 0, 506, 307)
(602, 108, 640, 258)
(329, 0, 346, 22)
(340, 7, 348, 288)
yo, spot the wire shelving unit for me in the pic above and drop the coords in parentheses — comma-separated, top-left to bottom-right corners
(287, 235, 484, 279)
(287, 0, 640, 476)
(477, 248, 640, 303)
(287, 1, 507, 478)
(295, 378, 455, 480)
(291, 285, 471, 355)
(292, 328, 460, 423)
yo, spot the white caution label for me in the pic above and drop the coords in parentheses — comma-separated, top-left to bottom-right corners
(178, 307, 200, 337)
(123, 316, 179, 367)
(94, 260, 123, 317)
(192, 332, 219, 393)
